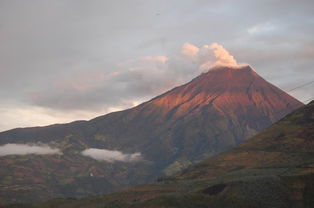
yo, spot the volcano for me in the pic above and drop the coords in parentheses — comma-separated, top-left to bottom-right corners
(95, 65, 302, 173)
(0, 65, 303, 204)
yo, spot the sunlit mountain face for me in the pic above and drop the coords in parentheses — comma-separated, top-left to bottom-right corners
(36, 100, 313, 208)
(0, 65, 303, 204)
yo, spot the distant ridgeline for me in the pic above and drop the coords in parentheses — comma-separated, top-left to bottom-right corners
(0, 65, 303, 204)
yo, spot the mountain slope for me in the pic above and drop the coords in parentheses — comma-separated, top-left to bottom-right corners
(24, 100, 314, 208)
(177, 100, 314, 180)
(0, 65, 303, 204)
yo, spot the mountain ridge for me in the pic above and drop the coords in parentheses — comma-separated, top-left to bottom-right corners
(5, 101, 313, 208)
(0, 65, 304, 204)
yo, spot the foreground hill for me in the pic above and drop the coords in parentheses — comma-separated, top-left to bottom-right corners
(18, 100, 314, 208)
(0, 65, 303, 204)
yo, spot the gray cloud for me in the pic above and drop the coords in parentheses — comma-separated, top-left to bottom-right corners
(0, 143, 61, 156)
(81, 148, 142, 162)
(0, 0, 313, 130)
(28, 43, 245, 111)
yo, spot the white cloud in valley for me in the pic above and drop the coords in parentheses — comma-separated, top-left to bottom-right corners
(0, 143, 61, 156)
(81, 148, 142, 162)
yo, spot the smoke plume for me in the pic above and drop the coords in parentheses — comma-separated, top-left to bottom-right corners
(180, 42, 239, 70)
(208, 43, 238, 67)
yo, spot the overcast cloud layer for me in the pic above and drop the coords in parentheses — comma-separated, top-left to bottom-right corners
(0, 0, 313, 131)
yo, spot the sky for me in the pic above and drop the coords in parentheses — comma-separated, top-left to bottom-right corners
(0, 0, 313, 131)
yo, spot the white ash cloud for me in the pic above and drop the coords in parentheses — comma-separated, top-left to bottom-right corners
(181, 42, 239, 70)
(0, 143, 61, 156)
(81, 148, 142, 162)
(208, 43, 238, 67)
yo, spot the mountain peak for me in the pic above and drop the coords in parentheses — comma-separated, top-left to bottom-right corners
(209, 64, 252, 71)
(143, 63, 302, 127)
(204, 65, 258, 79)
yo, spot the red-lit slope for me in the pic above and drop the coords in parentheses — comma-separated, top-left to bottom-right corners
(142, 65, 301, 128)
(90, 65, 303, 173)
